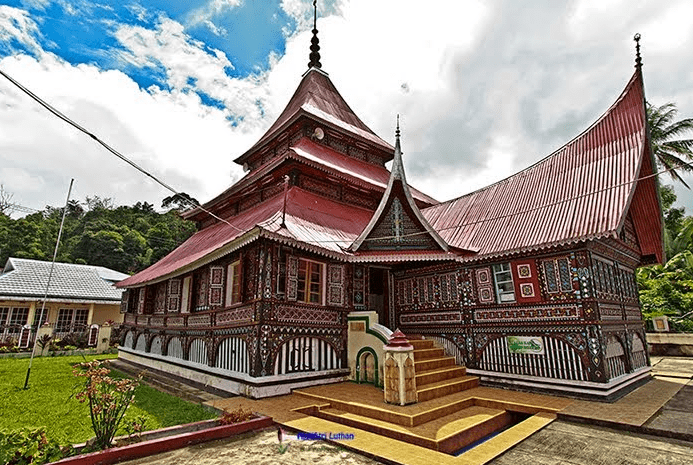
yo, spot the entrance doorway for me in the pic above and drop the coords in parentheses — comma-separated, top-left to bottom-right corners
(368, 267, 390, 326)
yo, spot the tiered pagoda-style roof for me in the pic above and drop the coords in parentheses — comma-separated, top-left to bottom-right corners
(235, 67, 394, 166)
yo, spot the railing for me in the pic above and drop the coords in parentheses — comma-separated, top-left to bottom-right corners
(123, 304, 257, 329)
(53, 324, 88, 341)
(0, 324, 25, 343)
(1, 323, 102, 349)
(123, 301, 347, 330)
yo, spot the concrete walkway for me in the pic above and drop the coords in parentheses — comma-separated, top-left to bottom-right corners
(489, 420, 693, 465)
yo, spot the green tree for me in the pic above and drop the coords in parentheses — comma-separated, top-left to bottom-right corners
(161, 192, 199, 211)
(637, 184, 693, 330)
(647, 102, 693, 188)
(0, 197, 196, 274)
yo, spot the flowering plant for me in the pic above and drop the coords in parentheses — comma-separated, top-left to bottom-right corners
(73, 361, 141, 450)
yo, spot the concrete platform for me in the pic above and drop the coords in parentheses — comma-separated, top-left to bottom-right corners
(210, 382, 570, 464)
(115, 356, 693, 465)
(207, 358, 693, 465)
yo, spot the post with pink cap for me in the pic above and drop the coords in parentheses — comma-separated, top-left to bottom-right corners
(383, 329, 418, 405)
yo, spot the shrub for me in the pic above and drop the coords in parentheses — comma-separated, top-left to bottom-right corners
(123, 415, 148, 443)
(671, 318, 693, 333)
(57, 333, 88, 350)
(219, 406, 254, 425)
(73, 361, 141, 450)
(0, 427, 71, 465)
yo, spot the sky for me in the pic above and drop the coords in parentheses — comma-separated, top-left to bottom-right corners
(0, 0, 692, 218)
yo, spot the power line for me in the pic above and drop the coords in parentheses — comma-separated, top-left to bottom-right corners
(0, 67, 244, 233)
(1, 67, 688, 251)
(282, 155, 692, 245)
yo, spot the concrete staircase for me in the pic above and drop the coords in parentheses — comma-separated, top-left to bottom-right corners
(108, 358, 224, 405)
(409, 339, 479, 402)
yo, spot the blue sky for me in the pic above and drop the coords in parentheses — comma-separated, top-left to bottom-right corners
(0, 0, 692, 216)
(1, 0, 297, 105)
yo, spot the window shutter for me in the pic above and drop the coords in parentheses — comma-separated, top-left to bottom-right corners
(475, 267, 495, 304)
(137, 288, 146, 314)
(286, 255, 298, 301)
(181, 276, 192, 313)
(209, 266, 225, 307)
(168, 278, 181, 312)
(120, 290, 129, 313)
(327, 264, 345, 306)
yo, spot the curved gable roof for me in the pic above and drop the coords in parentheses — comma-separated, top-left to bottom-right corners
(423, 68, 663, 262)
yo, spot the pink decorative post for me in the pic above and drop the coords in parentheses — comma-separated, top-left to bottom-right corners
(383, 329, 417, 405)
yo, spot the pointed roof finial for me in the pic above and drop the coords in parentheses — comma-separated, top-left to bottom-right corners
(308, 0, 322, 69)
(392, 114, 404, 180)
(634, 33, 642, 68)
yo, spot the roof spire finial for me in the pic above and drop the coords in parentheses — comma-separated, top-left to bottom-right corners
(396, 114, 400, 140)
(634, 33, 642, 68)
(308, 0, 322, 69)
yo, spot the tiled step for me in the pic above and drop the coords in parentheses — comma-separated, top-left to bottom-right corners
(415, 356, 456, 372)
(417, 376, 480, 403)
(108, 359, 222, 404)
(311, 404, 514, 454)
(315, 407, 436, 450)
(413, 347, 446, 361)
(416, 366, 468, 387)
(408, 339, 435, 350)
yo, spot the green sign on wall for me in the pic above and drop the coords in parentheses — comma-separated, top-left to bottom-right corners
(507, 336, 544, 355)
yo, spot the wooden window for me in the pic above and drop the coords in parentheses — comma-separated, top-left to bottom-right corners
(225, 260, 242, 305)
(181, 276, 192, 313)
(276, 247, 286, 296)
(167, 279, 181, 312)
(192, 269, 208, 312)
(154, 282, 167, 313)
(492, 263, 516, 303)
(32, 307, 49, 326)
(297, 259, 324, 304)
(209, 266, 225, 307)
(56, 308, 88, 333)
(1, 307, 29, 338)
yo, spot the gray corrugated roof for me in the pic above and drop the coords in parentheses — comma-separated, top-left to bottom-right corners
(0, 258, 129, 303)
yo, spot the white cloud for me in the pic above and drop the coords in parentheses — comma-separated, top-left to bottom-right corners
(20, 0, 50, 10)
(186, 0, 242, 29)
(1, 0, 692, 217)
(0, 51, 255, 213)
(203, 20, 227, 37)
(125, 3, 150, 22)
(112, 16, 274, 128)
(0, 6, 44, 55)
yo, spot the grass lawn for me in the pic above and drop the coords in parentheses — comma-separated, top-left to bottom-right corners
(0, 354, 218, 445)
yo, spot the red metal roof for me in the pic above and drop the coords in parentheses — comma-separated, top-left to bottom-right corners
(235, 68, 393, 164)
(185, 137, 437, 221)
(290, 138, 438, 206)
(118, 187, 375, 287)
(423, 69, 663, 262)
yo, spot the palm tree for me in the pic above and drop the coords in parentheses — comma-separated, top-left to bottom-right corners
(647, 102, 693, 188)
